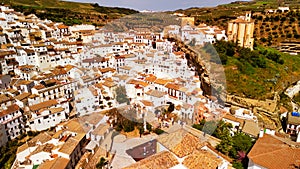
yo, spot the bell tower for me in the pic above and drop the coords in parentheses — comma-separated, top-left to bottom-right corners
(245, 11, 252, 22)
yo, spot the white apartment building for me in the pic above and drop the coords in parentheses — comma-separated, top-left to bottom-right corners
(0, 104, 24, 140)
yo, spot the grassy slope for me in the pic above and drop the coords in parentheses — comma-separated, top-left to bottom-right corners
(3, 0, 95, 11)
(2, 0, 138, 26)
(225, 46, 300, 100)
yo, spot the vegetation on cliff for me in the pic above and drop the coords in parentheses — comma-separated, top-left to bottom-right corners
(204, 41, 300, 100)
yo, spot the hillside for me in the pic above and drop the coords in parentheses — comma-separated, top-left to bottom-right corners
(2, 0, 138, 26)
(172, 0, 300, 101)
(206, 41, 300, 100)
(173, 0, 300, 46)
(253, 10, 300, 46)
(172, 0, 282, 29)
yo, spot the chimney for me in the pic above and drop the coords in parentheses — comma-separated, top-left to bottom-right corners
(2, 104, 7, 110)
(297, 131, 300, 143)
(259, 128, 264, 138)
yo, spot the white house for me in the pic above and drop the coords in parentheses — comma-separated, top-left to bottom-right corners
(0, 104, 24, 139)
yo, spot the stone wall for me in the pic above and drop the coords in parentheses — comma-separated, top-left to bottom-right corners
(226, 95, 278, 115)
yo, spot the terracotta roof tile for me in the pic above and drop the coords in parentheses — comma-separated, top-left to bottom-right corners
(145, 75, 157, 82)
(38, 157, 69, 169)
(242, 120, 260, 137)
(140, 100, 154, 107)
(145, 89, 165, 98)
(222, 114, 245, 125)
(154, 78, 173, 85)
(127, 79, 149, 87)
(29, 100, 58, 112)
(0, 104, 19, 117)
(157, 129, 204, 158)
(183, 150, 223, 169)
(248, 134, 300, 169)
(123, 151, 179, 169)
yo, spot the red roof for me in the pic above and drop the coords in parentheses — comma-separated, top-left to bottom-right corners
(248, 134, 300, 169)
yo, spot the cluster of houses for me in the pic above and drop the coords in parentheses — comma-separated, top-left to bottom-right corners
(165, 22, 227, 45)
(0, 4, 231, 147)
(0, 4, 299, 169)
(265, 6, 290, 14)
(13, 112, 111, 169)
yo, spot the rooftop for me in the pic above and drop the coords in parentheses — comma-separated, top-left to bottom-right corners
(287, 112, 300, 125)
(223, 114, 245, 125)
(58, 137, 79, 155)
(28, 132, 52, 147)
(62, 118, 91, 134)
(242, 120, 260, 137)
(29, 100, 58, 112)
(145, 89, 165, 98)
(123, 151, 179, 169)
(91, 124, 110, 136)
(248, 134, 300, 169)
(126, 139, 157, 161)
(182, 149, 223, 169)
(157, 129, 204, 158)
(37, 157, 69, 169)
(0, 104, 19, 117)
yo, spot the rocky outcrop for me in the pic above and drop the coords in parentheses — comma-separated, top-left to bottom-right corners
(226, 95, 278, 114)
(168, 38, 210, 93)
(167, 37, 226, 103)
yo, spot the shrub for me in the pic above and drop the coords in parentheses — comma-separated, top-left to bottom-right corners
(281, 17, 286, 22)
(153, 128, 164, 135)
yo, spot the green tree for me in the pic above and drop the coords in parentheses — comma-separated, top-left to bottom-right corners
(122, 119, 135, 132)
(192, 119, 206, 131)
(281, 17, 286, 22)
(230, 133, 253, 157)
(260, 37, 267, 43)
(146, 123, 152, 132)
(232, 161, 244, 169)
(212, 120, 232, 139)
(153, 128, 164, 135)
(138, 124, 144, 137)
(216, 134, 233, 156)
(96, 157, 106, 169)
(219, 52, 228, 65)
